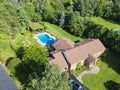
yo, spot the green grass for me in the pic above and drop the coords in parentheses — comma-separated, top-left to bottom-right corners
(90, 17, 120, 29)
(43, 22, 83, 41)
(71, 62, 88, 77)
(6, 58, 21, 73)
(82, 54, 120, 90)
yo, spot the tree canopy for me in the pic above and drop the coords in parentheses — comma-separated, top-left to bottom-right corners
(26, 64, 72, 90)
(22, 44, 48, 65)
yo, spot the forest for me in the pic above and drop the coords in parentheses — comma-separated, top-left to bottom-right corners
(0, 0, 120, 89)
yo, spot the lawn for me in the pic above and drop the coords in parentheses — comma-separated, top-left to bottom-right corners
(82, 54, 120, 90)
(90, 17, 120, 29)
(43, 22, 83, 41)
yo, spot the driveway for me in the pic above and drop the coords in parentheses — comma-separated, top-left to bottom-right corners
(69, 74, 89, 90)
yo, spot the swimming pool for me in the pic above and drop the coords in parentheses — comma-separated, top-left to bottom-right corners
(35, 33, 56, 46)
(113, 29, 120, 35)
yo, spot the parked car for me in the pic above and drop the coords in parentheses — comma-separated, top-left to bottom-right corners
(73, 83, 82, 90)
(69, 79, 74, 85)
(69, 79, 82, 90)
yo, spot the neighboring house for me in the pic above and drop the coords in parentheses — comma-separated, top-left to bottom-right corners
(48, 38, 106, 70)
(0, 64, 19, 90)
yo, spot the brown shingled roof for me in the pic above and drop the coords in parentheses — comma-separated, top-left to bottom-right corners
(49, 52, 68, 69)
(49, 39, 106, 69)
(64, 39, 105, 65)
(52, 38, 74, 51)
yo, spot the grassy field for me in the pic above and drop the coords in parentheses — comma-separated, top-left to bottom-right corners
(43, 22, 83, 41)
(90, 17, 120, 29)
(82, 54, 120, 90)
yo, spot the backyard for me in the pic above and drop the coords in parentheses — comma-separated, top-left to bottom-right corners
(90, 17, 120, 29)
(82, 54, 120, 90)
(43, 22, 83, 41)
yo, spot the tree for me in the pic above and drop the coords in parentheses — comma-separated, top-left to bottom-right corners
(17, 6, 31, 26)
(103, 2, 120, 22)
(32, 13, 42, 22)
(95, 0, 106, 16)
(112, 0, 120, 3)
(67, 12, 86, 37)
(73, 0, 99, 16)
(113, 34, 120, 54)
(26, 64, 72, 90)
(59, 11, 65, 27)
(0, 0, 4, 3)
(0, 3, 22, 34)
(24, 3, 35, 21)
(15, 44, 48, 85)
(73, 0, 84, 16)
(0, 19, 10, 34)
(111, 2, 120, 22)
(85, 24, 105, 38)
(22, 44, 48, 65)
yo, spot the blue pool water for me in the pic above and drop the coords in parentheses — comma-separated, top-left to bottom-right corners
(37, 33, 56, 45)
(113, 29, 120, 35)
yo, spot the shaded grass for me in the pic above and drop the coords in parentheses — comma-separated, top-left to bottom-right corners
(82, 54, 120, 90)
(101, 54, 120, 74)
(90, 17, 120, 29)
(43, 22, 83, 41)
(6, 58, 21, 73)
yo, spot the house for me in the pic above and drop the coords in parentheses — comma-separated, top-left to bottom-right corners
(48, 38, 106, 70)
(0, 64, 19, 90)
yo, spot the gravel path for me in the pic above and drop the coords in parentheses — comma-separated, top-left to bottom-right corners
(77, 66, 100, 83)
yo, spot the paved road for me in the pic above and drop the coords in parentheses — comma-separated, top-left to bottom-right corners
(69, 74, 89, 90)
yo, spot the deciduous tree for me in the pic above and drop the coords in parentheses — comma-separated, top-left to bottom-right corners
(26, 64, 72, 90)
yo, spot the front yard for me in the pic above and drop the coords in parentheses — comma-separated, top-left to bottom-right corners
(82, 54, 120, 90)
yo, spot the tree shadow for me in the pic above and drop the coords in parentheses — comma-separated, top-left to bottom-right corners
(16, 47, 24, 59)
(101, 53, 120, 74)
(14, 60, 45, 86)
(104, 80, 120, 90)
(103, 18, 120, 26)
(5, 57, 14, 66)
(75, 40, 80, 43)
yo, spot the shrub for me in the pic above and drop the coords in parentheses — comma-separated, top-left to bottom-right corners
(76, 62, 82, 70)
(71, 62, 88, 76)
